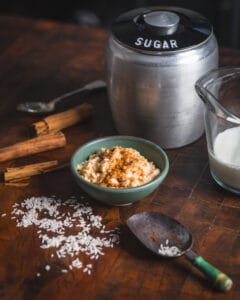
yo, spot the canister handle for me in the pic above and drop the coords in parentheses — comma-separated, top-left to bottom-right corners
(143, 11, 180, 35)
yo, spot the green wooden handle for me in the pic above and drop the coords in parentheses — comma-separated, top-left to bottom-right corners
(193, 256, 233, 292)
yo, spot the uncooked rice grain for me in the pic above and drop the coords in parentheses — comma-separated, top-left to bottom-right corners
(7, 195, 120, 275)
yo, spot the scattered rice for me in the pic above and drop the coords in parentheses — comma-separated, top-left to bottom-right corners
(77, 146, 160, 188)
(7, 195, 120, 275)
(61, 269, 68, 273)
(45, 265, 51, 271)
(72, 258, 83, 269)
(83, 263, 93, 275)
(1, 213, 7, 218)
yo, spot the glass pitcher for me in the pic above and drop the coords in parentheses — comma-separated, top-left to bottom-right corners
(195, 67, 240, 195)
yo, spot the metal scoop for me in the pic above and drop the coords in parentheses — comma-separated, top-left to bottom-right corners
(127, 211, 232, 292)
(17, 80, 106, 114)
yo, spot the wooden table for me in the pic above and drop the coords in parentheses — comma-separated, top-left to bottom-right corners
(0, 15, 240, 300)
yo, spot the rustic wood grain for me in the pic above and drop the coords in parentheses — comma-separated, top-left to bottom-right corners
(0, 15, 240, 300)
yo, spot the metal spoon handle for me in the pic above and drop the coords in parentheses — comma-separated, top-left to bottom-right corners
(185, 250, 233, 292)
(50, 80, 106, 106)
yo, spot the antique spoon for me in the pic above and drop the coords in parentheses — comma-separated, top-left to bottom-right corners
(127, 211, 233, 292)
(17, 80, 106, 114)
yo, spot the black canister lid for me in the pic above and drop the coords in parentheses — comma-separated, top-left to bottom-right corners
(111, 7, 213, 52)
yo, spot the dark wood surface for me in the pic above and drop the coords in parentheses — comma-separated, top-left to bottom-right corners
(0, 15, 240, 300)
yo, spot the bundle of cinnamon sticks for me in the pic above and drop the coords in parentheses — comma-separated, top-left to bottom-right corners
(0, 102, 94, 185)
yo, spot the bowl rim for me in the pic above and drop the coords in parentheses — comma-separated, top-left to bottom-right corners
(70, 135, 169, 193)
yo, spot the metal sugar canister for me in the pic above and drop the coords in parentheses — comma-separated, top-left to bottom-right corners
(106, 7, 218, 148)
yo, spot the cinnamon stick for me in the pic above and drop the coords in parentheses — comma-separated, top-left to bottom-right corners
(4, 160, 68, 182)
(5, 180, 30, 187)
(0, 131, 66, 162)
(31, 102, 94, 136)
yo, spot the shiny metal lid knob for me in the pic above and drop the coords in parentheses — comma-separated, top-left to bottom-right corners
(144, 11, 180, 35)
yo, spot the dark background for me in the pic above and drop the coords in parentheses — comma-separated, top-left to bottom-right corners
(0, 0, 240, 48)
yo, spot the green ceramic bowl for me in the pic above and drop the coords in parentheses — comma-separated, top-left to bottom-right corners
(70, 136, 169, 206)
